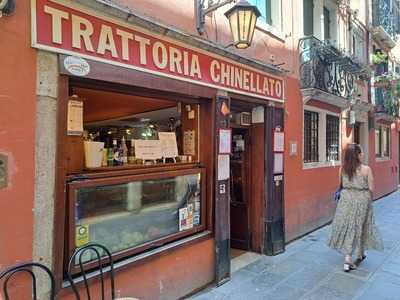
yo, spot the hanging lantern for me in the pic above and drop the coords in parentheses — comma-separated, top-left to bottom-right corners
(224, 0, 261, 49)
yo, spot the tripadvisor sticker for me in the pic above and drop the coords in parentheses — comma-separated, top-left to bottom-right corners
(76, 225, 90, 247)
(64, 56, 90, 77)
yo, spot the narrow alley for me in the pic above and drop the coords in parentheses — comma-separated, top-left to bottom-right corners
(192, 191, 400, 300)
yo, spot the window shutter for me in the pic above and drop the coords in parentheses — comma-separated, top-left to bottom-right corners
(265, 0, 272, 25)
(303, 0, 314, 36)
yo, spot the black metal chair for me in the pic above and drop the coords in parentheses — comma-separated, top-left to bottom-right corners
(0, 262, 56, 300)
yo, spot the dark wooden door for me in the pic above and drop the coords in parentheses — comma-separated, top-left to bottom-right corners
(230, 128, 250, 250)
(354, 122, 361, 144)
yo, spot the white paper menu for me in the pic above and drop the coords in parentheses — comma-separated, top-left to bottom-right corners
(158, 132, 179, 158)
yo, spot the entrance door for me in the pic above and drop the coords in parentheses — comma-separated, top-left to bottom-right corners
(354, 122, 361, 144)
(230, 127, 250, 250)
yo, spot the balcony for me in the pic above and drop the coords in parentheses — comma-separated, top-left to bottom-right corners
(372, 0, 400, 49)
(299, 36, 369, 108)
(374, 84, 400, 121)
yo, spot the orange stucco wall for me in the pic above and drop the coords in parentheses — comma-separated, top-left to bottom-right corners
(59, 239, 215, 300)
(283, 77, 339, 241)
(0, 1, 36, 266)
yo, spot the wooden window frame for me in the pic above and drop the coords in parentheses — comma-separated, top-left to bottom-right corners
(66, 167, 207, 275)
(54, 70, 215, 291)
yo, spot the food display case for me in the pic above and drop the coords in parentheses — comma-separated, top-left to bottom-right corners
(67, 167, 206, 266)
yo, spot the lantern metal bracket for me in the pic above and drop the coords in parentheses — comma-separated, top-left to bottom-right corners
(196, 0, 236, 34)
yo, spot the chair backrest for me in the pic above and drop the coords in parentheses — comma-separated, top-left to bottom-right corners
(67, 243, 116, 300)
(0, 262, 55, 300)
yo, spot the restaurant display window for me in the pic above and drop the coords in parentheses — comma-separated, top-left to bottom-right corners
(65, 85, 206, 270)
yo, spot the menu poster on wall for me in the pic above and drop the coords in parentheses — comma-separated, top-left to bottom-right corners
(219, 129, 232, 154)
(67, 99, 83, 135)
(134, 140, 163, 160)
(218, 154, 230, 181)
(274, 131, 285, 152)
(158, 132, 179, 158)
(274, 152, 284, 174)
(183, 130, 196, 155)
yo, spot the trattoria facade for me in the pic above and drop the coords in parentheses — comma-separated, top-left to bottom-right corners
(29, 0, 285, 298)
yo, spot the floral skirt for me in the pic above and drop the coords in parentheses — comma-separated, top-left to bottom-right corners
(328, 189, 384, 255)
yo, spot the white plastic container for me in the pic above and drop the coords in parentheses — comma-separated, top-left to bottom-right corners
(84, 141, 104, 168)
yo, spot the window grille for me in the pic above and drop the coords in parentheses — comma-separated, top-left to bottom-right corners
(304, 110, 319, 162)
(326, 115, 340, 161)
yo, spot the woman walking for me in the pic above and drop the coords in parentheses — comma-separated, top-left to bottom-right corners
(328, 143, 383, 272)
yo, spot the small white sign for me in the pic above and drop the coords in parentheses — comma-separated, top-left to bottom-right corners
(219, 129, 232, 154)
(274, 153, 284, 174)
(252, 106, 264, 123)
(217, 154, 230, 181)
(134, 140, 162, 160)
(158, 132, 179, 158)
(274, 131, 285, 152)
(64, 56, 90, 77)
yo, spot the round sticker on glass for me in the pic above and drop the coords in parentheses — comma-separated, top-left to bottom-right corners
(64, 56, 90, 77)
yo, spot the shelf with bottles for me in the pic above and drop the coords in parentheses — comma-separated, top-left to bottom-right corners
(83, 123, 197, 172)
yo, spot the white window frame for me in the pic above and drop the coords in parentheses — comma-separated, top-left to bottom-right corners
(303, 105, 342, 169)
(255, 0, 285, 41)
(376, 124, 391, 161)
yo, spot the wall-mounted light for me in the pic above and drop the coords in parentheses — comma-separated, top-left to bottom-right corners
(0, 0, 16, 18)
(196, 0, 260, 49)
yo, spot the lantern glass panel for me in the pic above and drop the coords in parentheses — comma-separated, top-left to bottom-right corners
(228, 11, 239, 44)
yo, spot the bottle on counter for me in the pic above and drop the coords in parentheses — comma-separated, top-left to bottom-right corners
(107, 138, 114, 167)
(102, 146, 108, 167)
(121, 136, 128, 164)
(112, 139, 120, 166)
(128, 139, 136, 164)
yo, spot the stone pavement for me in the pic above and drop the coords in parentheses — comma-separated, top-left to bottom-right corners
(190, 190, 400, 300)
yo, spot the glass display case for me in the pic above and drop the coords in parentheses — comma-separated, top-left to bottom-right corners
(67, 168, 206, 266)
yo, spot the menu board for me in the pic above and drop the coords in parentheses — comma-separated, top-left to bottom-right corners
(134, 140, 163, 160)
(67, 99, 83, 135)
(158, 132, 179, 158)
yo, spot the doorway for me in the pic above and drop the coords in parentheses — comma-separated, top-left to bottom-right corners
(229, 101, 265, 264)
(230, 126, 251, 251)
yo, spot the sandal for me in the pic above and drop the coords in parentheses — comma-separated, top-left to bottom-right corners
(343, 262, 356, 272)
(354, 255, 366, 266)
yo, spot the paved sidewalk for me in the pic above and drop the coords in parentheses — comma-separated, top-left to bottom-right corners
(190, 190, 400, 300)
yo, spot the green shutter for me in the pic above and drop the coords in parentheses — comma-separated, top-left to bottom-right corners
(303, 0, 314, 36)
(323, 7, 330, 40)
(265, 0, 272, 25)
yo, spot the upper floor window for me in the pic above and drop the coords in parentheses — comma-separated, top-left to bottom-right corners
(250, 0, 282, 30)
(303, 0, 338, 44)
(375, 125, 390, 158)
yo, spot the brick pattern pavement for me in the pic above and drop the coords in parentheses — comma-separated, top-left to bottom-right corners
(190, 190, 400, 300)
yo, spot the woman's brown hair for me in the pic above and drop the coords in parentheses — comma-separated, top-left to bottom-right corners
(342, 143, 362, 180)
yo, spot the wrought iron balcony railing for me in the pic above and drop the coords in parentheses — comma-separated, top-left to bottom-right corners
(375, 86, 400, 117)
(373, 0, 400, 40)
(299, 36, 368, 101)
